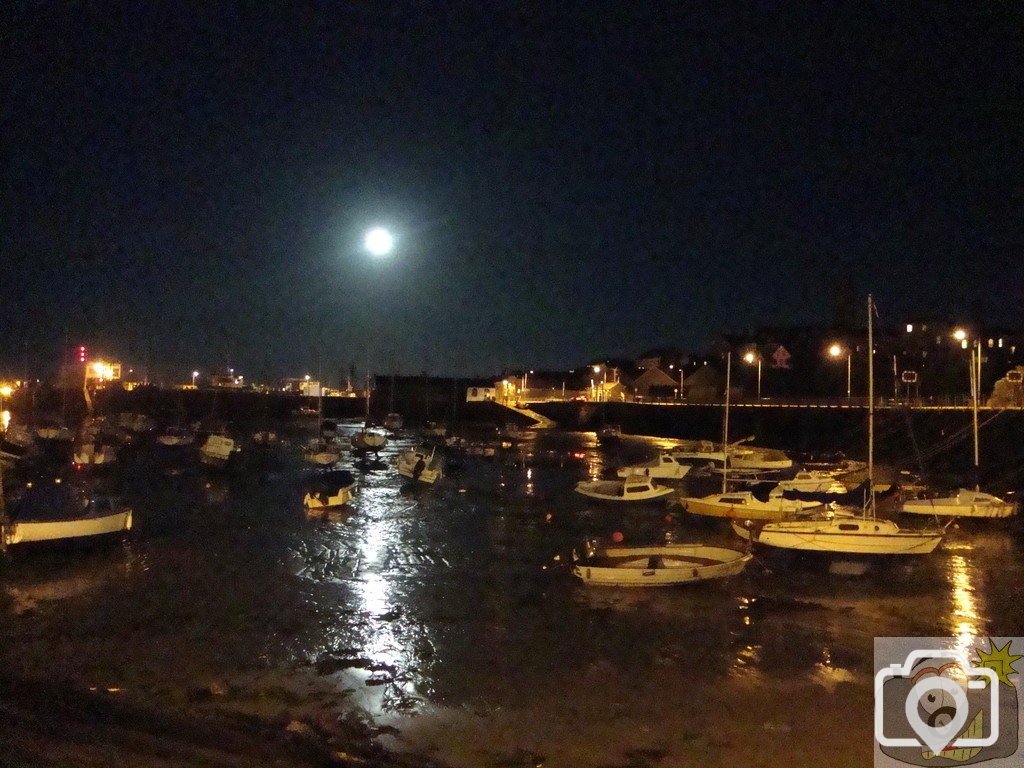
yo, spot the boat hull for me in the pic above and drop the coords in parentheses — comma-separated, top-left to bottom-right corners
(750, 522, 942, 555)
(575, 485, 675, 502)
(901, 493, 1017, 518)
(682, 497, 815, 521)
(573, 545, 751, 586)
(5, 509, 132, 545)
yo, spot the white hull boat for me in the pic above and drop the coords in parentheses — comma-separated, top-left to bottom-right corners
(396, 446, 444, 484)
(776, 470, 845, 493)
(682, 491, 821, 521)
(616, 453, 691, 480)
(901, 489, 1017, 518)
(575, 475, 674, 502)
(670, 441, 727, 465)
(200, 435, 240, 466)
(733, 514, 943, 555)
(572, 542, 751, 586)
(304, 438, 342, 467)
(303, 486, 355, 512)
(157, 428, 195, 447)
(729, 448, 793, 470)
(5, 506, 132, 545)
(351, 430, 387, 452)
(72, 443, 117, 467)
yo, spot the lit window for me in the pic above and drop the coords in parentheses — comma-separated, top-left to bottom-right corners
(961, 339, 968, 349)
(988, 338, 994, 348)
(906, 324, 913, 333)
(999, 338, 1004, 348)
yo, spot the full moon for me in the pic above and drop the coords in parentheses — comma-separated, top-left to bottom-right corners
(364, 227, 394, 256)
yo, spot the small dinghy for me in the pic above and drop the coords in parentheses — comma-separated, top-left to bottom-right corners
(575, 474, 674, 502)
(572, 540, 751, 586)
(200, 434, 241, 466)
(396, 445, 443, 484)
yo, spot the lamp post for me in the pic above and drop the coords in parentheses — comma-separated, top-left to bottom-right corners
(953, 328, 980, 487)
(828, 343, 851, 399)
(192, 370, 199, 387)
(742, 351, 761, 400)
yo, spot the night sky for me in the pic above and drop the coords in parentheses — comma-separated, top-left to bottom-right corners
(4, 4, 1022, 381)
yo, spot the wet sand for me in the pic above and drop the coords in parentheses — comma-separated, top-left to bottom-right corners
(2, 426, 1023, 766)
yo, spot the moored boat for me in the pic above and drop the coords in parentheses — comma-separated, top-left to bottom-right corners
(901, 489, 1017, 518)
(615, 453, 691, 480)
(200, 434, 240, 466)
(2, 483, 132, 546)
(681, 490, 821, 521)
(575, 475, 674, 502)
(396, 445, 443, 484)
(572, 541, 751, 586)
(303, 470, 357, 515)
(733, 514, 943, 555)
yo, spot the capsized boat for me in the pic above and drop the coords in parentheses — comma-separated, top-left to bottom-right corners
(681, 490, 821, 521)
(732, 512, 944, 555)
(3, 482, 132, 546)
(396, 445, 443, 484)
(615, 453, 691, 480)
(303, 470, 357, 514)
(572, 540, 751, 586)
(901, 489, 1017, 518)
(575, 474, 675, 502)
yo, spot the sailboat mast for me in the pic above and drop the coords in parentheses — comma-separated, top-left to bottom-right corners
(972, 342, 980, 489)
(721, 351, 731, 493)
(867, 294, 875, 518)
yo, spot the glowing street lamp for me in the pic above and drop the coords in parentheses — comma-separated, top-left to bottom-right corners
(742, 350, 761, 400)
(364, 227, 394, 257)
(192, 370, 199, 387)
(828, 343, 851, 399)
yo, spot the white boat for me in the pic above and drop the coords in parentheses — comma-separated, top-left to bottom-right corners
(575, 475, 675, 502)
(2, 481, 132, 546)
(303, 471, 357, 514)
(729, 448, 793, 470)
(681, 491, 822, 521)
(351, 429, 387, 453)
(157, 427, 195, 447)
(615, 453, 692, 480)
(670, 440, 729, 465)
(733, 514, 943, 555)
(732, 295, 944, 556)
(396, 445, 444, 484)
(572, 541, 752, 586)
(383, 413, 404, 431)
(305, 437, 342, 467)
(72, 441, 117, 467)
(35, 422, 74, 443)
(200, 434, 240, 466)
(776, 470, 845, 493)
(901, 489, 1017, 518)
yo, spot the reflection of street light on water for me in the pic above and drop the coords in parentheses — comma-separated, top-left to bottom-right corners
(827, 343, 851, 399)
(742, 351, 761, 400)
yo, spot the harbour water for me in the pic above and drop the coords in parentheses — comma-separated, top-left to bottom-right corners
(2, 424, 1023, 766)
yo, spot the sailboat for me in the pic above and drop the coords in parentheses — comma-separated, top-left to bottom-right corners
(304, 369, 342, 467)
(396, 445, 444, 484)
(737, 296, 945, 556)
(900, 340, 1017, 518)
(350, 375, 387, 453)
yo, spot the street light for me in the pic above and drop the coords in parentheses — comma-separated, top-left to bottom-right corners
(192, 370, 199, 387)
(742, 350, 761, 400)
(828, 343, 852, 399)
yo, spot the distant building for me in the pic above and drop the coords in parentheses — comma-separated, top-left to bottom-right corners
(632, 366, 678, 399)
(281, 377, 321, 397)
